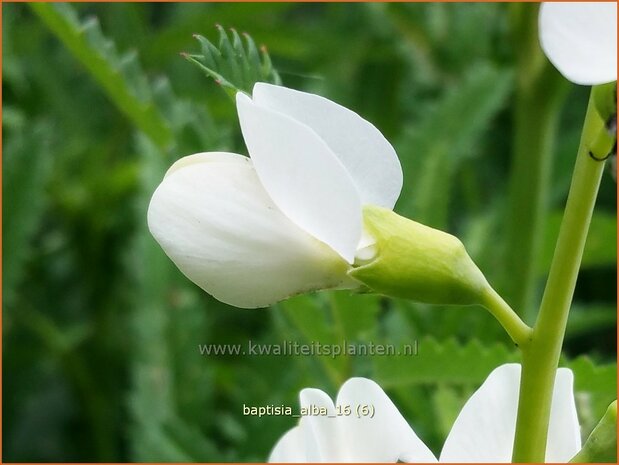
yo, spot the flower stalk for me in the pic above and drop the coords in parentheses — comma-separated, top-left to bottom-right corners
(480, 286, 532, 348)
(511, 89, 609, 462)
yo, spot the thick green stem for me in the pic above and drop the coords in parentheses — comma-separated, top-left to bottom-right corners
(505, 3, 569, 322)
(511, 92, 607, 462)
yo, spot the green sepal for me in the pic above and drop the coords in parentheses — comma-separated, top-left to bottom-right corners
(570, 400, 617, 463)
(349, 206, 489, 305)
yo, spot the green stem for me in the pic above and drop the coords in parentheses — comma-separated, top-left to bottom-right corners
(481, 286, 532, 347)
(505, 3, 568, 322)
(512, 91, 607, 462)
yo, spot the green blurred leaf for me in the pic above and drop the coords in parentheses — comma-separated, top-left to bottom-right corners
(571, 401, 617, 463)
(539, 211, 617, 274)
(432, 384, 470, 438)
(374, 337, 520, 387)
(375, 337, 616, 395)
(566, 305, 617, 340)
(567, 356, 617, 396)
(278, 295, 348, 385)
(30, 2, 172, 148)
(3, 123, 53, 307)
(127, 134, 176, 461)
(396, 64, 513, 227)
(328, 291, 381, 343)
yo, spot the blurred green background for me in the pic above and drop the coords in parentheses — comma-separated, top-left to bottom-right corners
(3, 2, 616, 462)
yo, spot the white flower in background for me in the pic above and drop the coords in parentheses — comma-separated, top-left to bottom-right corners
(269, 365, 581, 463)
(437, 364, 580, 463)
(268, 377, 436, 463)
(539, 2, 617, 85)
(148, 83, 402, 308)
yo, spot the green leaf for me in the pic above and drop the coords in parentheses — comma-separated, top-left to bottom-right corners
(277, 295, 348, 386)
(328, 291, 381, 343)
(29, 2, 172, 149)
(571, 401, 617, 463)
(127, 134, 176, 460)
(432, 384, 471, 438)
(185, 27, 281, 99)
(374, 337, 520, 387)
(3, 123, 53, 307)
(375, 337, 616, 396)
(396, 64, 513, 227)
(566, 305, 617, 340)
(566, 356, 617, 396)
(539, 211, 617, 274)
(161, 416, 222, 462)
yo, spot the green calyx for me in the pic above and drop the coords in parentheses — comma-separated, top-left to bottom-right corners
(349, 205, 489, 306)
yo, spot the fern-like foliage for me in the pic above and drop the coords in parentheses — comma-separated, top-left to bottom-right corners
(30, 2, 222, 154)
(184, 26, 281, 99)
(30, 3, 173, 149)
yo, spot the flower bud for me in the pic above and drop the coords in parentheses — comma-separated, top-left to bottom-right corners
(349, 205, 489, 305)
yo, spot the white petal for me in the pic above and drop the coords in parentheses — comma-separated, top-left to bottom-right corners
(268, 426, 309, 463)
(440, 364, 581, 463)
(439, 364, 521, 462)
(545, 368, 581, 462)
(336, 378, 437, 462)
(298, 388, 341, 461)
(165, 151, 249, 178)
(252, 83, 403, 209)
(236, 92, 362, 263)
(539, 2, 617, 85)
(147, 153, 349, 308)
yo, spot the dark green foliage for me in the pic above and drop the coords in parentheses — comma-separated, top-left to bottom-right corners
(3, 2, 616, 462)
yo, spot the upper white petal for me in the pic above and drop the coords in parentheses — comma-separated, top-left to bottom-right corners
(236, 92, 362, 263)
(147, 152, 348, 308)
(540, 2, 617, 85)
(336, 378, 437, 462)
(439, 363, 581, 463)
(545, 368, 582, 462)
(252, 83, 403, 209)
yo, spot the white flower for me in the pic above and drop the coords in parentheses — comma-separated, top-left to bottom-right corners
(148, 83, 402, 308)
(268, 377, 436, 463)
(269, 365, 581, 463)
(539, 2, 617, 85)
